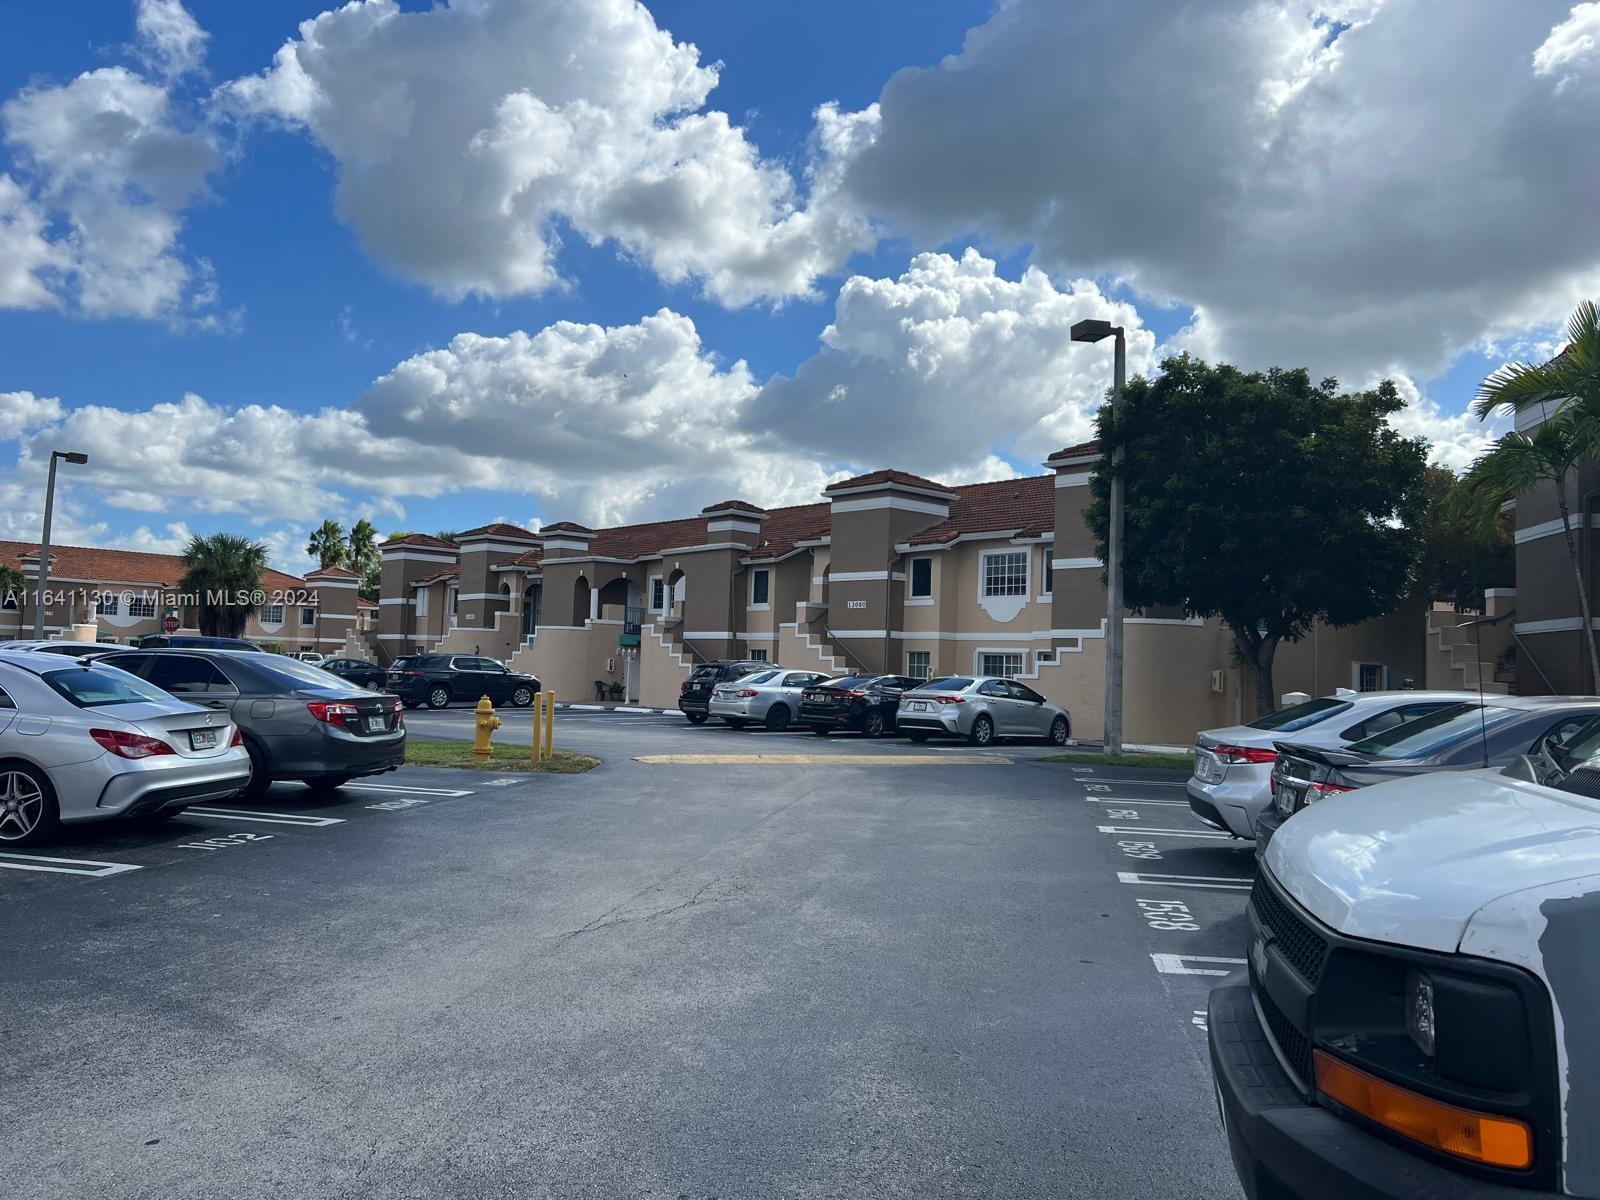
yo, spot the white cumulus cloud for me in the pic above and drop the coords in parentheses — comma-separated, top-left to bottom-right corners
(135, 0, 210, 79)
(0, 391, 64, 440)
(223, 0, 871, 307)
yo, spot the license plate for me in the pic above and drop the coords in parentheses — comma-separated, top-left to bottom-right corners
(188, 729, 219, 750)
(908, 701, 928, 712)
(366, 716, 386, 732)
(1274, 783, 1297, 814)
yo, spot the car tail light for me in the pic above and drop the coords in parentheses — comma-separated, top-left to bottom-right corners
(1305, 781, 1355, 805)
(229, 727, 243, 748)
(680, 681, 690, 694)
(91, 728, 175, 759)
(928, 695, 966, 704)
(737, 688, 758, 698)
(1313, 1050, 1531, 1169)
(307, 701, 362, 727)
(1211, 743, 1278, 765)
(845, 690, 865, 699)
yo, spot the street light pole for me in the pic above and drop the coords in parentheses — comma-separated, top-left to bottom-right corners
(1070, 319, 1126, 755)
(34, 449, 88, 640)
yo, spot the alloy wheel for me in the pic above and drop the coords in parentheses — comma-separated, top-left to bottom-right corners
(0, 770, 45, 842)
(1050, 717, 1069, 745)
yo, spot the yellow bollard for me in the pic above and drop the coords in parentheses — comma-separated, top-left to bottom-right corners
(543, 688, 555, 760)
(473, 695, 501, 762)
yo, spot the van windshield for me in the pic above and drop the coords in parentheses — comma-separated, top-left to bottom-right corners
(1248, 697, 1352, 732)
(1350, 703, 1517, 760)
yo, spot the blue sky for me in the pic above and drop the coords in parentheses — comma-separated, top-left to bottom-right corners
(0, 0, 1593, 572)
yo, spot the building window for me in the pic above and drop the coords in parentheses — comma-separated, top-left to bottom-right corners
(448, 587, 459, 617)
(1, 590, 16, 611)
(261, 604, 285, 625)
(1041, 549, 1053, 595)
(910, 557, 933, 598)
(1356, 662, 1386, 692)
(980, 651, 1025, 679)
(650, 576, 665, 612)
(300, 607, 317, 627)
(96, 592, 120, 617)
(749, 648, 768, 662)
(750, 569, 770, 606)
(128, 593, 157, 619)
(414, 590, 428, 618)
(982, 551, 1028, 598)
(906, 651, 931, 680)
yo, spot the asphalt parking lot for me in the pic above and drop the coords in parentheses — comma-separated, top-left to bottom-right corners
(2, 708, 1252, 1199)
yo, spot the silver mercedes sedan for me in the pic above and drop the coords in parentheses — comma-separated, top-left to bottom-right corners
(0, 650, 252, 846)
(895, 675, 1071, 746)
(708, 667, 830, 731)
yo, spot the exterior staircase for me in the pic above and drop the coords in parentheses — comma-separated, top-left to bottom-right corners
(780, 603, 845, 674)
(1426, 603, 1515, 695)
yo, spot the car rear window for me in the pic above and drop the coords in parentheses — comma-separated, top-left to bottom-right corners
(820, 676, 871, 689)
(734, 670, 780, 685)
(919, 677, 973, 691)
(1248, 697, 1353, 732)
(1350, 703, 1517, 760)
(42, 664, 175, 708)
(689, 665, 720, 680)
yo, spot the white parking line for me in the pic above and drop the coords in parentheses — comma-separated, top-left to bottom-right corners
(341, 782, 475, 797)
(1116, 871, 1252, 891)
(1152, 953, 1246, 977)
(0, 851, 142, 877)
(1081, 796, 1188, 806)
(1076, 778, 1188, 788)
(187, 807, 346, 828)
(1098, 825, 1233, 839)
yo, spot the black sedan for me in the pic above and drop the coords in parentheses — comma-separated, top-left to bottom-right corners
(385, 653, 539, 709)
(799, 674, 922, 737)
(1257, 694, 1600, 851)
(321, 656, 386, 689)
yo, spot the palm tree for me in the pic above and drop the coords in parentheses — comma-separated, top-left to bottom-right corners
(348, 518, 380, 600)
(1458, 415, 1600, 688)
(306, 519, 349, 570)
(178, 534, 269, 638)
(1471, 299, 1600, 690)
(0, 564, 24, 618)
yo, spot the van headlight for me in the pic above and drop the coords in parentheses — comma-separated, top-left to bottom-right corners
(1406, 970, 1436, 1057)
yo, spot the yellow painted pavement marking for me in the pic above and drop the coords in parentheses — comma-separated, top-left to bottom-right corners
(633, 754, 1006, 765)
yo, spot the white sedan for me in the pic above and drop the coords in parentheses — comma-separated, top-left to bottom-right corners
(708, 668, 829, 731)
(0, 651, 252, 846)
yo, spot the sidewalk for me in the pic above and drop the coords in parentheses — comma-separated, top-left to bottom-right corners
(553, 700, 682, 715)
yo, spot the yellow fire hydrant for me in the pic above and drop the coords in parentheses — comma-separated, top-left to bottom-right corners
(472, 695, 501, 761)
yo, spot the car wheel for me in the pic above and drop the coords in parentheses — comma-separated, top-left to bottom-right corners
(864, 710, 886, 738)
(242, 737, 272, 800)
(765, 704, 791, 732)
(685, 711, 709, 725)
(427, 686, 451, 710)
(907, 732, 930, 743)
(968, 715, 995, 747)
(511, 686, 534, 708)
(724, 718, 746, 730)
(810, 725, 830, 736)
(1049, 716, 1070, 745)
(306, 775, 353, 793)
(0, 762, 58, 847)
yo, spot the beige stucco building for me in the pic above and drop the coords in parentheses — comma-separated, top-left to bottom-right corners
(378, 452, 1456, 744)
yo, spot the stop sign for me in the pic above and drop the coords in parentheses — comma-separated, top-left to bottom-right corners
(162, 615, 180, 634)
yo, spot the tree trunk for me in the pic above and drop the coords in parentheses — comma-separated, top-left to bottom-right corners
(1555, 483, 1600, 692)
(1233, 626, 1282, 718)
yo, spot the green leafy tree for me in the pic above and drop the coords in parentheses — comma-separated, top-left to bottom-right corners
(1416, 465, 1514, 610)
(178, 534, 269, 638)
(1086, 354, 1429, 717)
(1468, 300, 1600, 689)
(348, 518, 381, 600)
(0, 564, 24, 614)
(307, 519, 349, 570)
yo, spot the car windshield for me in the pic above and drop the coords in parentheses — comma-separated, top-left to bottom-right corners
(255, 657, 370, 693)
(1349, 702, 1518, 760)
(1248, 697, 1353, 732)
(1547, 716, 1600, 782)
(917, 677, 973, 692)
(733, 670, 780, 685)
(689, 665, 720, 680)
(42, 663, 177, 708)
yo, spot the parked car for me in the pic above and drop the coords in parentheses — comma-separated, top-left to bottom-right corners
(320, 656, 386, 690)
(799, 674, 922, 737)
(136, 634, 263, 651)
(708, 668, 828, 730)
(895, 675, 1071, 746)
(1188, 689, 1477, 839)
(1210, 715, 1600, 1200)
(384, 653, 539, 710)
(0, 639, 119, 659)
(678, 659, 771, 725)
(1256, 694, 1600, 851)
(292, 651, 325, 664)
(0, 650, 251, 845)
(99, 648, 405, 797)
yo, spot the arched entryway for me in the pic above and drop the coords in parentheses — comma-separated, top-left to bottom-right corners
(666, 567, 686, 620)
(522, 583, 542, 638)
(572, 574, 591, 626)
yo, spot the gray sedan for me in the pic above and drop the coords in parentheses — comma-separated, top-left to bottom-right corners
(99, 649, 405, 798)
(708, 668, 829, 731)
(0, 650, 251, 846)
(896, 675, 1071, 746)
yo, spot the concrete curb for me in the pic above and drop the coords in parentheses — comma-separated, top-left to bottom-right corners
(552, 703, 682, 716)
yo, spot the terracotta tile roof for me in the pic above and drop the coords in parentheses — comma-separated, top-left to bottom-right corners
(589, 514, 709, 559)
(505, 550, 543, 569)
(305, 565, 360, 578)
(380, 533, 458, 550)
(1047, 440, 1099, 460)
(747, 503, 831, 558)
(700, 500, 767, 515)
(456, 522, 539, 540)
(0, 539, 308, 589)
(413, 566, 460, 586)
(903, 475, 1057, 546)
(824, 468, 954, 495)
(356, 596, 378, 609)
(541, 521, 596, 536)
